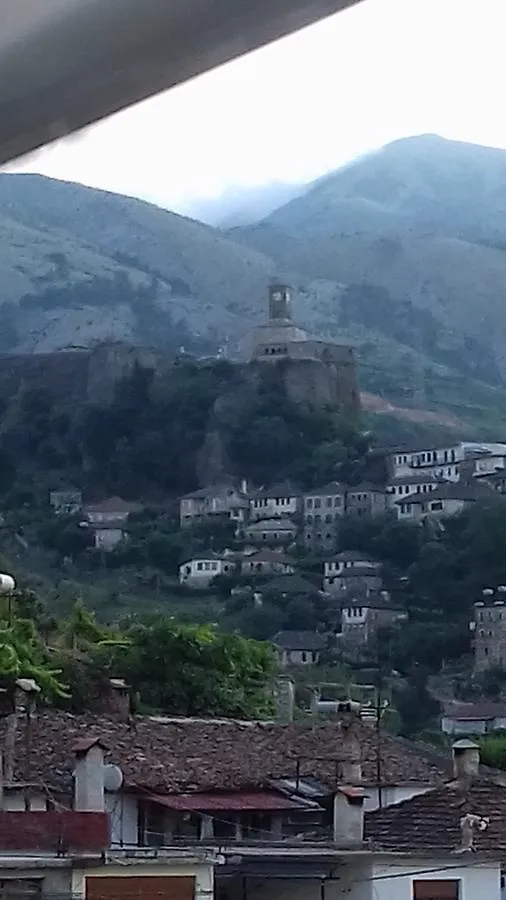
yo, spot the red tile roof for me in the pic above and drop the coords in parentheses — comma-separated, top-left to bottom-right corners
(0, 710, 448, 794)
(144, 790, 308, 811)
(365, 780, 506, 855)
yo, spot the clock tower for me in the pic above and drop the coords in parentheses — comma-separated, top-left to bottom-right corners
(268, 283, 292, 322)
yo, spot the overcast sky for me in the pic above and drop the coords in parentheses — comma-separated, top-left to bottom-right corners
(7, 0, 506, 216)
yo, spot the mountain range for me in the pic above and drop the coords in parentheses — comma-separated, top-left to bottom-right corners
(2, 134, 506, 436)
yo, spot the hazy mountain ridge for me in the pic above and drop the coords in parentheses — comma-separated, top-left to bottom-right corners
(2, 137, 506, 435)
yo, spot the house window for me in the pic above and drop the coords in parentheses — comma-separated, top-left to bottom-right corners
(242, 812, 272, 840)
(196, 562, 203, 571)
(430, 501, 444, 511)
(412, 879, 459, 899)
(315, 515, 321, 525)
(172, 813, 201, 840)
(307, 498, 314, 509)
(213, 816, 237, 840)
(334, 496, 341, 506)
(326, 497, 332, 507)
(139, 801, 167, 846)
(314, 498, 321, 508)
(325, 514, 333, 524)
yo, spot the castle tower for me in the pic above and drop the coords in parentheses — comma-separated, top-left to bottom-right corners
(268, 283, 292, 322)
(472, 588, 506, 672)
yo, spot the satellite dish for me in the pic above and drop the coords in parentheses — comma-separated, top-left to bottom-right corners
(0, 574, 15, 594)
(103, 764, 124, 792)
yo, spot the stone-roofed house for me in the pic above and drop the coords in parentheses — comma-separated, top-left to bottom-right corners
(273, 630, 326, 666)
(239, 549, 296, 577)
(83, 496, 143, 551)
(178, 554, 237, 588)
(179, 482, 249, 529)
(345, 483, 387, 519)
(475, 469, 506, 495)
(261, 574, 321, 598)
(302, 481, 346, 551)
(324, 552, 383, 594)
(396, 480, 495, 521)
(249, 482, 301, 522)
(441, 701, 506, 735)
(339, 590, 407, 648)
(386, 471, 444, 510)
(244, 517, 297, 546)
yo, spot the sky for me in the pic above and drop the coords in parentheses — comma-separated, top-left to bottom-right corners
(7, 0, 506, 217)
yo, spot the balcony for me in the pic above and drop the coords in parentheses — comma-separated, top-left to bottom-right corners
(0, 811, 109, 854)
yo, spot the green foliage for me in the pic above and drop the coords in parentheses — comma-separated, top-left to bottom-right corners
(0, 600, 67, 699)
(0, 589, 275, 719)
(119, 619, 274, 718)
(392, 668, 440, 738)
(477, 733, 506, 770)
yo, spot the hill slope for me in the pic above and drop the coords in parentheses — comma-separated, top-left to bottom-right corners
(2, 150, 506, 437)
(0, 173, 278, 354)
(229, 135, 506, 431)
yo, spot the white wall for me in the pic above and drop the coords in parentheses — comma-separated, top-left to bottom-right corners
(372, 859, 501, 900)
(106, 791, 139, 846)
(4, 789, 47, 811)
(441, 717, 487, 736)
(364, 785, 432, 812)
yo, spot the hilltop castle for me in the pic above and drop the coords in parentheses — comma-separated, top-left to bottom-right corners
(246, 283, 360, 414)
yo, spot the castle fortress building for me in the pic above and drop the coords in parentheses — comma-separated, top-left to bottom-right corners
(247, 283, 360, 413)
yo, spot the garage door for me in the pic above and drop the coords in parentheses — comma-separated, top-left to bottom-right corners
(86, 876, 195, 900)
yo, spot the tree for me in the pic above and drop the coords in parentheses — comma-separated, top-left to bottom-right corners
(0, 616, 67, 699)
(120, 620, 274, 718)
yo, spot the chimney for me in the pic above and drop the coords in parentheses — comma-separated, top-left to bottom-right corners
(340, 721, 362, 784)
(73, 737, 106, 812)
(452, 739, 480, 780)
(95, 677, 131, 721)
(333, 786, 365, 844)
(274, 675, 295, 723)
(340, 759, 362, 784)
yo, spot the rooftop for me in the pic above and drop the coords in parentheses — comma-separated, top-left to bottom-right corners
(273, 630, 326, 651)
(0, 711, 448, 794)
(442, 702, 506, 721)
(346, 483, 385, 495)
(388, 473, 444, 486)
(246, 518, 297, 531)
(85, 496, 143, 514)
(251, 482, 300, 500)
(333, 551, 379, 563)
(262, 575, 320, 596)
(397, 481, 494, 505)
(181, 483, 247, 502)
(365, 779, 506, 855)
(304, 482, 346, 497)
(240, 550, 295, 565)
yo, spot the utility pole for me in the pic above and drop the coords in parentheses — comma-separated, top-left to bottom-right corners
(375, 671, 383, 810)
